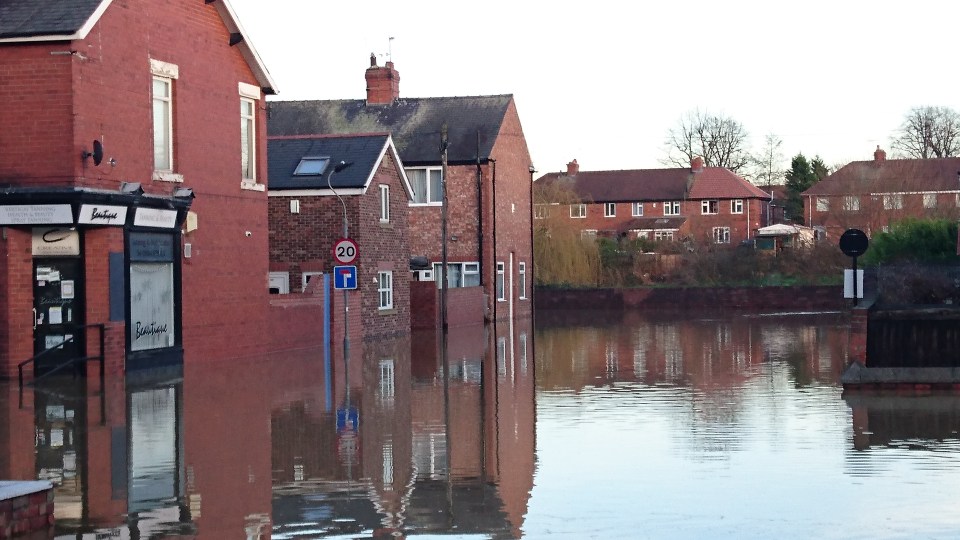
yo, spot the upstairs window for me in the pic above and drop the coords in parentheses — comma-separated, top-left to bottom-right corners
(379, 185, 390, 223)
(816, 197, 829, 212)
(604, 203, 616, 217)
(496, 262, 505, 301)
(518, 262, 527, 299)
(923, 193, 938, 208)
(632, 202, 644, 216)
(843, 195, 860, 212)
(407, 167, 443, 204)
(378, 271, 393, 310)
(701, 200, 719, 215)
(293, 157, 330, 176)
(239, 82, 262, 190)
(883, 194, 903, 210)
(663, 201, 680, 216)
(150, 59, 179, 181)
(535, 204, 550, 219)
(570, 204, 586, 218)
(731, 199, 744, 214)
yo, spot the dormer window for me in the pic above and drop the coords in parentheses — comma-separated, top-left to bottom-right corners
(294, 157, 330, 176)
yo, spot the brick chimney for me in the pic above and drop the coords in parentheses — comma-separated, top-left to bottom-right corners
(365, 53, 400, 105)
(566, 159, 579, 176)
(874, 145, 886, 164)
(691, 156, 704, 172)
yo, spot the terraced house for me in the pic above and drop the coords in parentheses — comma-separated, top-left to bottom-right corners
(536, 158, 770, 246)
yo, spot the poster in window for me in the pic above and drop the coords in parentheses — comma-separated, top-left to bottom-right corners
(130, 262, 175, 351)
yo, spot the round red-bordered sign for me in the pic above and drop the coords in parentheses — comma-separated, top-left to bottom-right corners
(332, 237, 359, 264)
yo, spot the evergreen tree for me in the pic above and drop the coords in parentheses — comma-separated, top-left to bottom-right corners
(784, 154, 819, 224)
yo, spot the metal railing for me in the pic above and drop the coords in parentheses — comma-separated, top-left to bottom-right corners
(18, 323, 106, 388)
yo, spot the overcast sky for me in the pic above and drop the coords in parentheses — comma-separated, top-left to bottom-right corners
(230, 0, 960, 177)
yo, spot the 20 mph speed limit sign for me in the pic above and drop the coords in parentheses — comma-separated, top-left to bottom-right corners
(332, 238, 359, 264)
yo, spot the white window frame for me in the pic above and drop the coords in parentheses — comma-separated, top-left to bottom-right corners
(378, 271, 393, 310)
(654, 230, 675, 241)
(663, 201, 680, 216)
(518, 262, 527, 300)
(816, 197, 829, 212)
(268, 271, 289, 295)
(701, 200, 719, 215)
(731, 199, 744, 214)
(150, 59, 181, 182)
(712, 226, 731, 244)
(843, 195, 860, 212)
(496, 262, 506, 301)
(604, 202, 616, 217)
(632, 202, 644, 217)
(923, 193, 938, 208)
(581, 229, 598, 239)
(301, 271, 323, 292)
(406, 167, 443, 205)
(534, 204, 550, 219)
(379, 184, 390, 223)
(570, 204, 586, 218)
(883, 194, 903, 210)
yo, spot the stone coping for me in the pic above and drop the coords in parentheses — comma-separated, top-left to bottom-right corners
(0, 481, 52, 500)
(842, 362, 960, 385)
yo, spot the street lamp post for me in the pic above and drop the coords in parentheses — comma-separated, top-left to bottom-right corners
(327, 160, 354, 402)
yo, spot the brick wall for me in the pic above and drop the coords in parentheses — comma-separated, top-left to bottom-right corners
(409, 283, 486, 329)
(0, 230, 33, 379)
(0, 485, 54, 538)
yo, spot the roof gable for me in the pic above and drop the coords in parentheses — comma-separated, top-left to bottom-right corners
(0, 0, 277, 93)
(804, 157, 960, 196)
(267, 133, 412, 198)
(267, 96, 513, 165)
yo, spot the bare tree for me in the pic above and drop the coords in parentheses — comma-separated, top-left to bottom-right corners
(890, 106, 960, 159)
(662, 109, 751, 172)
(748, 133, 785, 185)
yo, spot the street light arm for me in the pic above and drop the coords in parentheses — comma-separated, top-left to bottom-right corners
(326, 160, 353, 238)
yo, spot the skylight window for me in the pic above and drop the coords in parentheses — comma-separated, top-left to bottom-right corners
(293, 156, 330, 176)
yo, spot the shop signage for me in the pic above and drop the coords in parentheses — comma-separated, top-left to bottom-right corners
(0, 204, 73, 225)
(78, 204, 128, 225)
(129, 233, 174, 262)
(31, 227, 80, 256)
(134, 208, 178, 228)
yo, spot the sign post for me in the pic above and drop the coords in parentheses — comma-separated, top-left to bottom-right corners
(839, 228, 869, 306)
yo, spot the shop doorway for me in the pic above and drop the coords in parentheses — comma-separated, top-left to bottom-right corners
(33, 257, 85, 375)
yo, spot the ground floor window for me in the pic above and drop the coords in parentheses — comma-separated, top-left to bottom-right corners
(378, 271, 393, 310)
(432, 262, 480, 288)
(129, 233, 176, 351)
(654, 230, 675, 241)
(713, 226, 731, 244)
(518, 262, 527, 299)
(496, 262, 505, 301)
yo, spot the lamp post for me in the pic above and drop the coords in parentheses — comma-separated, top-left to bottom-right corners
(327, 160, 353, 404)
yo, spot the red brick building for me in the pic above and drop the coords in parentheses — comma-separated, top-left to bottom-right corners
(267, 56, 535, 322)
(802, 146, 960, 238)
(267, 133, 413, 340)
(0, 0, 276, 378)
(536, 158, 770, 246)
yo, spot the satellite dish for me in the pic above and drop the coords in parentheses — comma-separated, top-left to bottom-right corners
(82, 140, 104, 166)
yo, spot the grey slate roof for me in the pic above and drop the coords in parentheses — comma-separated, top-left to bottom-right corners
(267, 96, 513, 165)
(267, 134, 390, 191)
(0, 0, 103, 39)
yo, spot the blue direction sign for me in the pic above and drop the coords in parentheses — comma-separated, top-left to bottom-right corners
(333, 265, 357, 290)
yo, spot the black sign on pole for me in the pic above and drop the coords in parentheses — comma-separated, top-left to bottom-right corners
(839, 229, 869, 306)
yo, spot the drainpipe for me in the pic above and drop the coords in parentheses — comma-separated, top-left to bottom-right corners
(490, 158, 497, 322)
(476, 131, 484, 286)
(529, 164, 536, 320)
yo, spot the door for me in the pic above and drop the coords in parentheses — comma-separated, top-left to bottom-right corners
(33, 258, 85, 375)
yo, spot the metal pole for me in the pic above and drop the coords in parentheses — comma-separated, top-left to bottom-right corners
(440, 124, 453, 518)
(852, 255, 858, 307)
(327, 161, 353, 404)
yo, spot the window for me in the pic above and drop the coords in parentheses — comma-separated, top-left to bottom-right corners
(406, 167, 443, 204)
(152, 76, 173, 172)
(816, 197, 829, 212)
(240, 98, 256, 181)
(731, 199, 744, 214)
(663, 201, 680, 216)
(293, 157, 329, 176)
(268, 272, 290, 295)
(712, 226, 730, 244)
(604, 203, 616, 217)
(432, 262, 480, 288)
(379, 185, 390, 223)
(581, 229, 597, 239)
(378, 271, 393, 310)
(883, 194, 903, 210)
(463, 262, 480, 287)
(129, 233, 177, 351)
(632, 202, 644, 216)
(654, 230, 675, 241)
(701, 200, 719, 215)
(570, 204, 586, 218)
(923, 193, 938, 208)
(301, 271, 323, 292)
(378, 359, 395, 402)
(843, 195, 860, 211)
(518, 262, 527, 300)
(496, 262, 505, 301)
(535, 204, 550, 219)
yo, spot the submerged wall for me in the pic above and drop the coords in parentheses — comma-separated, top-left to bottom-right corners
(535, 285, 846, 312)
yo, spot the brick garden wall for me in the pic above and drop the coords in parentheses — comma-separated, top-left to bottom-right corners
(410, 283, 486, 329)
(536, 285, 847, 312)
(0, 485, 54, 538)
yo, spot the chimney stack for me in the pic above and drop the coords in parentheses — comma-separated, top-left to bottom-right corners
(874, 145, 886, 164)
(365, 53, 400, 106)
(691, 156, 704, 172)
(566, 159, 579, 176)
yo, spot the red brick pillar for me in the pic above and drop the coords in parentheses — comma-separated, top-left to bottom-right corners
(848, 305, 870, 365)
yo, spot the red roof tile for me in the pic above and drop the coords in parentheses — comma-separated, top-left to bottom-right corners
(804, 157, 960, 196)
(536, 166, 767, 202)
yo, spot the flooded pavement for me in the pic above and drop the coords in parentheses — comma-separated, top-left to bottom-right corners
(4, 310, 960, 538)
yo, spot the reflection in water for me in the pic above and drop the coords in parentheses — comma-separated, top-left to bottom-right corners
(6, 310, 960, 537)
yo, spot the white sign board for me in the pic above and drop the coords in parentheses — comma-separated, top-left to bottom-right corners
(843, 269, 864, 299)
(78, 204, 128, 225)
(134, 208, 178, 228)
(32, 228, 81, 256)
(0, 204, 73, 225)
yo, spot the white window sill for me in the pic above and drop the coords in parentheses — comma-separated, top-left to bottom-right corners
(241, 181, 266, 192)
(409, 202, 443, 207)
(152, 171, 184, 183)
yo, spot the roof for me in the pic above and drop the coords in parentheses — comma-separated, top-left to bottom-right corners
(267, 133, 412, 198)
(756, 224, 806, 236)
(536, 166, 768, 203)
(803, 157, 960, 196)
(267, 96, 513, 165)
(0, 0, 277, 93)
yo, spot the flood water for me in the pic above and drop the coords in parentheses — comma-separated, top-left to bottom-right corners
(5, 309, 960, 538)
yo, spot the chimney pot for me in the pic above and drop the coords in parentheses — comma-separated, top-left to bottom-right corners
(566, 159, 579, 176)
